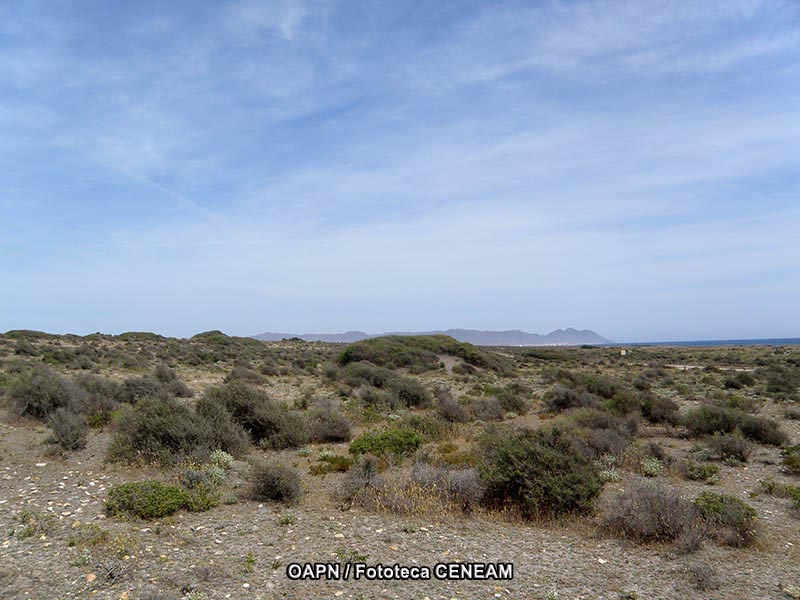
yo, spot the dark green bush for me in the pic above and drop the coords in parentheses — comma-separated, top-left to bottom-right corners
(349, 428, 422, 458)
(224, 366, 265, 385)
(478, 427, 603, 519)
(641, 394, 680, 425)
(72, 374, 121, 427)
(307, 405, 351, 442)
(694, 492, 757, 547)
(782, 445, 800, 474)
(435, 389, 469, 423)
(249, 462, 302, 504)
(203, 382, 307, 449)
(681, 461, 720, 483)
(106, 481, 189, 519)
(601, 482, 703, 549)
(706, 430, 751, 462)
(683, 405, 740, 436)
(470, 396, 504, 421)
(737, 414, 787, 446)
(8, 365, 84, 420)
(397, 413, 454, 441)
(386, 376, 431, 408)
(107, 396, 211, 464)
(48, 407, 88, 451)
(193, 396, 250, 456)
(117, 376, 168, 404)
(543, 384, 598, 412)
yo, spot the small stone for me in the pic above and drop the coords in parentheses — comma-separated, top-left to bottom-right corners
(86, 573, 97, 583)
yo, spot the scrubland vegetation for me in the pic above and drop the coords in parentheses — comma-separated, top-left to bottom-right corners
(1, 329, 799, 597)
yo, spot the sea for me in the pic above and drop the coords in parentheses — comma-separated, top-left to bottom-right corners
(611, 338, 800, 347)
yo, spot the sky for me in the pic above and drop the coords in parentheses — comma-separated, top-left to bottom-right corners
(1, 0, 799, 342)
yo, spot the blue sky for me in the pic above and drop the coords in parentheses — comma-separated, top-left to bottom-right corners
(1, 0, 799, 342)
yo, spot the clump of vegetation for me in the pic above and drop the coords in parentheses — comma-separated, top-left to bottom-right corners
(693, 491, 757, 547)
(543, 384, 598, 412)
(681, 461, 720, 484)
(47, 407, 88, 451)
(307, 404, 352, 442)
(478, 426, 603, 519)
(310, 452, 353, 475)
(434, 387, 470, 423)
(683, 405, 786, 446)
(338, 335, 510, 373)
(203, 382, 306, 449)
(782, 445, 800, 474)
(108, 395, 245, 465)
(8, 364, 83, 420)
(15, 508, 55, 539)
(106, 481, 191, 519)
(349, 428, 422, 458)
(600, 482, 704, 551)
(249, 462, 302, 504)
(640, 394, 680, 425)
(705, 431, 751, 463)
(760, 480, 800, 509)
(397, 413, 455, 441)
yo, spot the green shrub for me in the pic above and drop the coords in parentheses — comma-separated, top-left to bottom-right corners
(693, 492, 757, 547)
(307, 405, 351, 442)
(387, 376, 431, 408)
(543, 384, 598, 412)
(338, 335, 510, 372)
(72, 374, 121, 427)
(478, 427, 603, 519)
(641, 394, 680, 425)
(8, 365, 84, 420)
(683, 405, 739, 436)
(705, 431, 751, 463)
(435, 387, 469, 423)
(108, 396, 212, 464)
(486, 383, 530, 415)
(601, 482, 703, 549)
(224, 366, 265, 385)
(117, 376, 169, 404)
(349, 428, 422, 458)
(760, 480, 800, 508)
(203, 382, 307, 449)
(397, 413, 454, 441)
(249, 462, 302, 504)
(737, 414, 787, 446)
(193, 396, 250, 456)
(782, 445, 800, 474)
(310, 454, 353, 475)
(48, 407, 88, 451)
(106, 481, 189, 519)
(681, 461, 720, 484)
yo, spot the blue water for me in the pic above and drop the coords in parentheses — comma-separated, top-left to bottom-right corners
(612, 338, 800, 347)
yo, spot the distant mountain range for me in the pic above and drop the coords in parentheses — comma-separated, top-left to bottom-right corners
(251, 327, 612, 346)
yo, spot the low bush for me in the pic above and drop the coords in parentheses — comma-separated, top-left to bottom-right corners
(706, 431, 751, 463)
(307, 405, 351, 442)
(72, 374, 121, 427)
(693, 491, 757, 547)
(600, 482, 703, 550)
(193, 396, 251, 456)
(641, 394, 680, 425)
(486, 383, 531, 415)
(8, 365, 84, 420)
(386, 376, 431, 408)
(203, 382, 307, 449)
(249, 462, 302, 504)
(470, 397, 504, 421)
(48, 407, 88, 451)
(108, 396, 220, 465)
(349, 428, 422, 458)
(435, 387, 470, 423)
(543, 384, 598, 412)
(760, 480, 800, 508)
(479, 427, 603, 519)
(224, 366, 265, 385)
(681, 461, 720, 484)
(737, 414, 787, 446)
(106, 481, 189, 519)
(782, 445, 800, 474)
(398, 413, 455, 441)
(310, 453, 353, 475)
(682, 405, 739, 436)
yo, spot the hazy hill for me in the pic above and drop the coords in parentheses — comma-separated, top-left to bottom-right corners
(252, 327, 612, 346)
